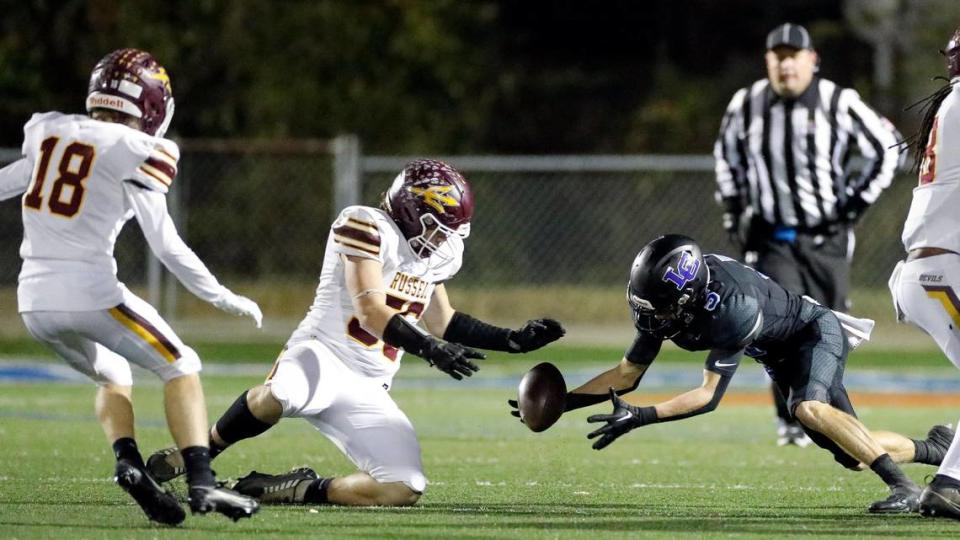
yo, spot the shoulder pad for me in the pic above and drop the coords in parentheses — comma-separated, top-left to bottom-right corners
(129, 137, 179, 194)
(713, 293, 762, 349)
(331, 206, 387, 261)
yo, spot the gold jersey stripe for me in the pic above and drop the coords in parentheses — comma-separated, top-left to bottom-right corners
(156, 147, 178, 164)
(109, 307, 178, 363)
(345, 217, 378, 233)
(139, 162, 173, 186)
(334, 234, 380, 255)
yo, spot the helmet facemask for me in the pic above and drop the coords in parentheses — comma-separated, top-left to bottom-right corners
(408, 212, 470, 267)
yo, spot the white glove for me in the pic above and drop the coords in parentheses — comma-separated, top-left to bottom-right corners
(212, 291, 263, 328)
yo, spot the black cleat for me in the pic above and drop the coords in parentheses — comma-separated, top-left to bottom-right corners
(189, 485, 260, 521)
(868, 485, 921, 514)
(920, 476, 960, 519)
(232, 468, 319, 504)
(114, 460, 186, 525)
(146, 447, 185, 483)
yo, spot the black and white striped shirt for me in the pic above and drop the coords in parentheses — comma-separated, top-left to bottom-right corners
(714, 77, 900, 229)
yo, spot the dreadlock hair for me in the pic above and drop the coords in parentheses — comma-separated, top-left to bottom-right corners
(901, 77, 956, 174)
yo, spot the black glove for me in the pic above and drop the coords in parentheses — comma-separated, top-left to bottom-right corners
(382, 313, 485, 380)
(507, 399, 523, 423)
(507, 319, 566, 353)
(422, 340, 486, 380)
(586, 388, 658, 450)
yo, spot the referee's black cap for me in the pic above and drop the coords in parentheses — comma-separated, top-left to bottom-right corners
(766, 23, 813, 50)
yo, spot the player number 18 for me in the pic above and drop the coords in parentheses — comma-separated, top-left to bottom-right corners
(23, 136, 97, 218)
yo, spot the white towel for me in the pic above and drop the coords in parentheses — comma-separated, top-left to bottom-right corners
(802, 295, 875, 350)
(832, 310, 875, 350)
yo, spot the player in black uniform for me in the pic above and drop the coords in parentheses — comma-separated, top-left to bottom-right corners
(554, 235, 952, 513)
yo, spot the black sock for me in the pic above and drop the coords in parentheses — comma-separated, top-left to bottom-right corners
(912, 438, 948, 466)
(112, 437, 145, 468)
(303, 478, 333, 504)
(212, 391, 275, 457)
(912, 438, 935, 465)
(181, 446, 216, 488)
(869, 453, 915, 490)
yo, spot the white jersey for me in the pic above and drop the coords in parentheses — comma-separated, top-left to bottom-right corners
(0, 112, 227, 312)
(287, 205, 464, 382)
(902, 81, 960, 253)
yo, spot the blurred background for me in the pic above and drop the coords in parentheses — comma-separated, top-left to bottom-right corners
(2, 0, 959, 351)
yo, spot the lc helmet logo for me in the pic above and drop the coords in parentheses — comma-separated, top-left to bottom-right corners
(408, 185, 460, 214)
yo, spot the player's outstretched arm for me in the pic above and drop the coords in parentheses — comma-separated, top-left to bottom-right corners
(0, 158, 32, 201)
(425, 286, 565, 353)
(507, 357, 647, 421)
(343, 256, 485, 380)
(587, 369, 732, 450)
(125, 184, 262, 327)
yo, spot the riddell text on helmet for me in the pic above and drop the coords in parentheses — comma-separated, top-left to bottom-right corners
(88, 96, 127, 109)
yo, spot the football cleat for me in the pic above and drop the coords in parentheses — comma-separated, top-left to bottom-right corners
(114, 459, 186, 526)
(776, 421, 813, 448)
(188, 485, 260, 521)
(920, 475, 960, 519)
(232, 467, 319, 504)
(868, 485, 921, 514)
(146, 446, 186, 483)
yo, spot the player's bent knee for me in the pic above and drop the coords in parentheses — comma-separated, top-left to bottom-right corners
(246, 384, 283, 424)
(793, 400, 829, 427)
(376, 482, 421, 507)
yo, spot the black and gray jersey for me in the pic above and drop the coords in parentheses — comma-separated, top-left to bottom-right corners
(714, 77, 900, 229)
(626, 254, 828, 374)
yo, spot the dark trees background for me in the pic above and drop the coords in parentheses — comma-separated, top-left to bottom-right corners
(0, 0, 955, 153)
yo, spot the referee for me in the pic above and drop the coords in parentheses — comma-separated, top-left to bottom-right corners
(713, 23, 901, 446)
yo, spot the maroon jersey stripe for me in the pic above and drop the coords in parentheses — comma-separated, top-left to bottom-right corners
(114, 303, 182, 360)
(333, 223, 381, 248)
(144, 156, 177, 180)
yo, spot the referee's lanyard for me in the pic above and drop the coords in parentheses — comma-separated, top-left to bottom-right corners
(773, 226, 797, 244)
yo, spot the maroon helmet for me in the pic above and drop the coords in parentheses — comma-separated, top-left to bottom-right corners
(944, 27, 960, 78)
(383, 159, 474, 260)
(85, 48, 175, 137)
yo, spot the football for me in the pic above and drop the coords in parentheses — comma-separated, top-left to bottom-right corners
(517, 362, 567, 432)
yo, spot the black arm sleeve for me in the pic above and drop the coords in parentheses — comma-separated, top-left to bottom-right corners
(442, 311, 513, 351)
(382, 313, 437, 358)
(625, 331, 662, 366)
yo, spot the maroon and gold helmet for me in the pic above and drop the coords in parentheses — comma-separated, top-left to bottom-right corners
(85, 48, 175, 137)
(383, 159, 474, 260)
(944, 27, 960, 78)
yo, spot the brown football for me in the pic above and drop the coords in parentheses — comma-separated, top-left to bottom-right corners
(517, 362, 567, 432)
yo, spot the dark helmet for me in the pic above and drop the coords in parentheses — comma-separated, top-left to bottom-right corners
(383, 159, 474, 260)
(944, 27, 960, 78)
(627, 234, 709, 331)
(85, 48, 175, 137)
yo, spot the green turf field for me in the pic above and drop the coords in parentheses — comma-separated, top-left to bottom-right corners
(2, 355, 960, 539)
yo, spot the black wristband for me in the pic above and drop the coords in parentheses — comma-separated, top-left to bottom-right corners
(442, 311, 513, 351)
(634, 405, 659, 425)
(382, 313, 435, 358)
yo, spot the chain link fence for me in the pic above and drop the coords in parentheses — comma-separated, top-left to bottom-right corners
(0, 145, 916, 340)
